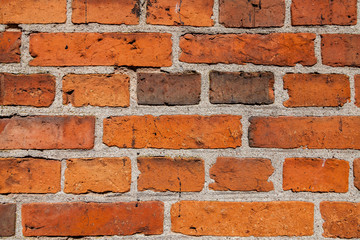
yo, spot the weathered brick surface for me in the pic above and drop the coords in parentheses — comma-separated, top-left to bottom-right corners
(0, 32, 21, 63)
(283, 158, 349, 193)
(0, 204, 16, 237)
(209, 157, 274, 191)
(209, 71, 274, 104)
(249, 116, 360, 149)
(0, 116, 95, 149)
(0, 0, 66, 24)
(283, 73, 350, 107)
(29, 33, 172, 67)
(354, 75, 360, 107)
(64, 158, 131, 194)
(72, 0, 140, 24)
(22, 202, 164, 236)
(171, 201, 314, 236)
(103, 115, 242, 149)
(147, 0, 214, 26)
(137, 157, 204, 192)
(354, 159, 360, 190)
(219, 0, 285, 28)
(180, 33, 316, 66)
(321, 202, 360, 238)
(0, 73, 55, 107)
(322, 34, 360, 67)
(137, 72, 201, 105)
(63, 74, 130, 107)
(292, 0, 357, 26)
(0, 158, 61, 194)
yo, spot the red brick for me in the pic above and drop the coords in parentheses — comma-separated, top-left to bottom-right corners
(64, 158, 131, 194)
(322, 34, 360, 67)
(0, 204, 16, 237)
(180, 33, 316, 66)
(283, 73, 350, 107)
(0, 158, 61, 194)
(0, 0, 66, 24)
(354, 75, 360, 107)
(321, 201, 360, 238)
(354, 159, 360, 190)
(29, 33, 172, 67)
(0, 32, 21, 63)
(22, 202, 164, 236)
(292, 0, 357, 26)
(147, 0, 214, 26)
(0, 73, 55, 107)
(137, 72, 201, 105)
(137, 157, 204, 192)
(0, 116, 95, 150)
(72, 0, 139, 24)
(249, 116, 360, 149)
(209, 71, 274, 104)
(209, 157, 274, 191)
(283, 158, 349, 193)
(63, 74, 130, 107)
(103, 115, 242, 149)
(219, 0, 285, 28)
(171, 201, 314, 236)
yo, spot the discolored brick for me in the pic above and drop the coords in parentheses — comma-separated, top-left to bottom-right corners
(0, 73, 55, 107)
(219, 0, 285, 28)
(63, 74, 130, 107)
(0, 204, 16, 237)
(180, 33, 316, 66)
(0, 32, 21, 63)
(64, 158, 131, 194)
(354, 159, 360, 190)
(103, 115, 242, 149)
(137, 72, 201, 105)
(283, 158, 349, 193)
(354, 75, 360, 107)
(209, 71, 274, 104)
(137, 157, 204, 192)
(209, 157, 274, 191)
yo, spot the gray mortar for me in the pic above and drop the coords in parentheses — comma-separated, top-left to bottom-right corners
(0, 0, 360, 239)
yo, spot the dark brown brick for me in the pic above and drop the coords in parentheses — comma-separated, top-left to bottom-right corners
(0, 204, 16, 237)
(137, 72, 201, 105)
(209, 71, 274, 104)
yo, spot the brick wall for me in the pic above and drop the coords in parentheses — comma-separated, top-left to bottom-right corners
(0, 0, 359, 238)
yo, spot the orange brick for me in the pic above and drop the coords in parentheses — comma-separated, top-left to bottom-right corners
(22, 202, 164, 236)
(0, 158, 61, 194)
(249, 116, 360, 149)
(0, 32, 21, 63)
(354, 159, 360, 190)
(171, 201, 314, 236)
(354, 75, 360, 107)
(0, 0, 66, 24)
(321, 201, 360, 238)
(72, 0, 139, 24)
(147, 0, 214, 26)
(137, 157, 204, 192)
(283, 73, 350, 107)
(209, 157, 274, 191)
(180, 33, 316, 66)
(29, 33, 172, 67)
(63, 74, 130, 107)
(292, 0, 357, 26)
(0, 73, 55, 107)
(0, 116, 95, 150)
(103, 115, 242, 149)
(64, 158, 131, 194)
(283, 158, 349, 193)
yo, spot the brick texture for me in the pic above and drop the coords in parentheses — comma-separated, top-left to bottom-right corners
(137, 157, 204, 192)
(103, 115, 242, 149)
(180, 33, 316, 66)
(0, 73, 55, 107)
(22, 202, 164, 236)
(0, 32, 21, 63)
(354, 159, 360, 190)
(0, 116, 95, 149)
(283, 158, 349, 193)
(0, 204, 16, 237)
(209, 157, 274, 191)
(354, 75, 360, 107)
(64, 158, 131, 194)
(171, 201, 314, 236)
